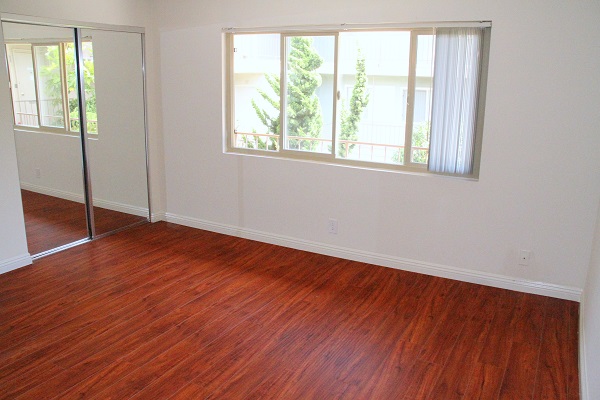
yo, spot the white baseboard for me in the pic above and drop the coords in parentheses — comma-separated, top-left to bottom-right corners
(579, 297, 588, 399)
(0, 254, 32, 275)
(93, 199, 148, 218)
(165, 213, 582, 302)
(151, 211, 167, 222)
(21, 182, 149, 218)
(21, 182, 83, 203)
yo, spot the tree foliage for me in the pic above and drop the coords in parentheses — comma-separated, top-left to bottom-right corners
(286, 36, 323, 151)
(251, 36, 323, 151)
(338, 50, 369, 158)
(39, 43, 97, 132)
(250, 74, 280, 150)
(392, 121, 430, 164)
(411, 121, 430, 163)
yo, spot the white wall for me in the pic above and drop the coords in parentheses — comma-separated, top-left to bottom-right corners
(158, 0, 600, 298)
(15, 132, 85, 198)
(581, 199, 600, 399)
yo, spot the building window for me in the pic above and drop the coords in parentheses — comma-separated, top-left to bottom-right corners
(225, 22, 490, 177)
(5, 41, 97, 135)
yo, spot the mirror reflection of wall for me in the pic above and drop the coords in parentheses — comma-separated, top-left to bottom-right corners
(2, 20, 150, 257)
(82, 28, 149, 236)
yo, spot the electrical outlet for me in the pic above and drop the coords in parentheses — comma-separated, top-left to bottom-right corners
(328, 218, 338, 234)
(518, 250, 531, 266)
(35, 168, 41, 179)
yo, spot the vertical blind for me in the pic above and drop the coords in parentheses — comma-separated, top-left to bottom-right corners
(428, 27, 484, 175)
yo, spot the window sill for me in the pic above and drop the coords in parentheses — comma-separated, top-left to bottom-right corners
(224, 147, 479, 181)
(14, 127, 98, 139)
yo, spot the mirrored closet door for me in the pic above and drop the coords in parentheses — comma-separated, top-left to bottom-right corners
(81, 28, 149, 236)
(1, 18, 150, 258)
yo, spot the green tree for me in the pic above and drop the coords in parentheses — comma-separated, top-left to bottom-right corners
(411, 121, 430, 163)
(338, 50, 369, 158)
(39, 43, 97, 132)
(251, 74, 280, 150)
(286, 36, 323, 151)
(391, 121, 430, 164)
(251, 36, 323, 151)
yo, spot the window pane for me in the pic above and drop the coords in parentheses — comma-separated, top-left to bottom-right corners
(65, 42, 98, 134)
(284, 35, 334, 154)
(6, 44, 39, 127)
(337, 32, 411, 164)
(411, 34, 434, 164)
(34, 45, 65, 128)
(233, 33, 280, 151)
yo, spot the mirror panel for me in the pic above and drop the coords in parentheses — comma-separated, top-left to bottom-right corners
(81, 29, 149, 235)
(2, 22, 89, 255)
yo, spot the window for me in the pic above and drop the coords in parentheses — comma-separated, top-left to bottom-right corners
(225, 22, 490, 177)
(5, 41, 97, 135)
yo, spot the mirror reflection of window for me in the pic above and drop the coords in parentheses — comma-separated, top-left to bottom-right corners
(6, 43, 39, 127)
(64, 41, 97, 134)
(34, 45, 65, 128)
(5, 38, 97, 135)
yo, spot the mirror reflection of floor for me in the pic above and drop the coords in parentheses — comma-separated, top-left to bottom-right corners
(21, 190, 147, 255)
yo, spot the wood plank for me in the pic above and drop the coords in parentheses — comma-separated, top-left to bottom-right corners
(463, 362, 505, 399)
(498, 294, 548, 399)
(567, 301, 580, 399)
(427, 286, 499, 399)
(418, 282, 480, 365)
(532, 298, 573, 400)
(54, 360, 135, 400)
(478, 290, 522, 367)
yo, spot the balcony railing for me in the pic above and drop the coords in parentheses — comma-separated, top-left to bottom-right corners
(12, 99, 98, 133)
(13, 100, 39, 127)
(234, 132, 429, 165)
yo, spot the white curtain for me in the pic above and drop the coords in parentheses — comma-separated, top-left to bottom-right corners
(428, 28, 483, 175)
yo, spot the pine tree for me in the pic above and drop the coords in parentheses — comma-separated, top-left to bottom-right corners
(286, 36, 323, 151)
(39, 44, 97, 132)
(252, 36, 323, 151)
(251, 74, 280, 150)
(338, 50, 369, 157)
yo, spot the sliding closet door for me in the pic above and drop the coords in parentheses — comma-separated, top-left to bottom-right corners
(2, 22, 89, 255)
(2, 18, 150, 256)
(80, 29, 149, 236)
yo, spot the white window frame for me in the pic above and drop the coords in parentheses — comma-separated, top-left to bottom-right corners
(224, 21, 491, 178)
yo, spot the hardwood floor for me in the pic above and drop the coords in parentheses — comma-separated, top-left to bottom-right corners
(0, 222, 579, 399)
(21, 190, 88, 255)
(21, 190, 147, 255)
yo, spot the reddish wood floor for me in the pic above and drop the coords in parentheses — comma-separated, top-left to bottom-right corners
(21, 189, 147, 255)
(0, 222, 579, 399)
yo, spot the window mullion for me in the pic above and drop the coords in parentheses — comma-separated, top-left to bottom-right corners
(59, 43, 70, 132)
(403, 31, 418, 165)
(330, 33, 339, 157)
(226, 34, 235, 151)
(278, 33, 285, 152)
(30, 45, 42, 128)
